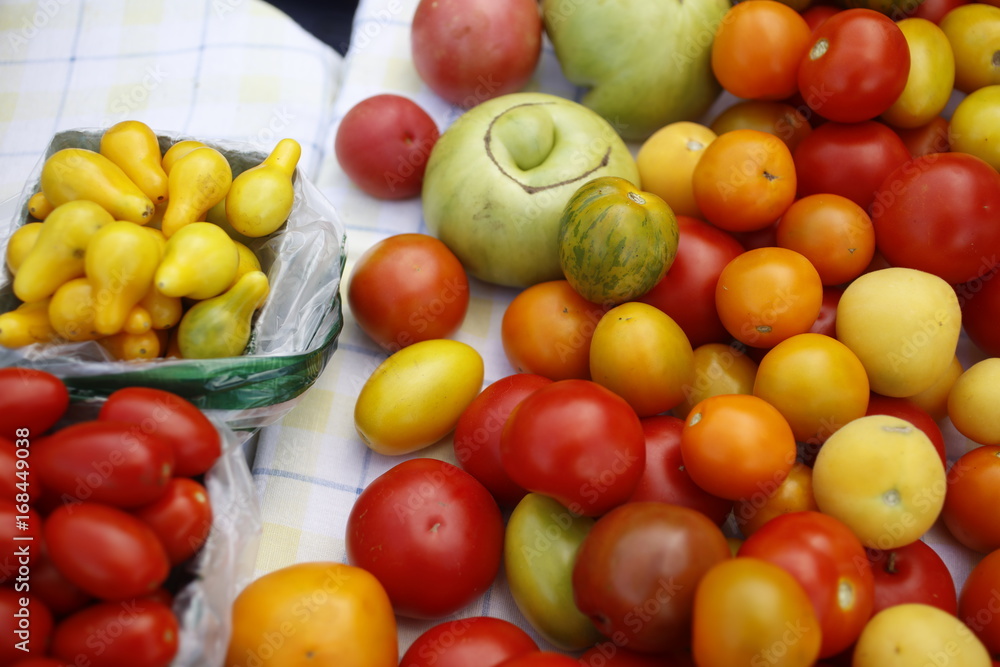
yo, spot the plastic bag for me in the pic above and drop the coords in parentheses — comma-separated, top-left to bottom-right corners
(0, 129, 347, 430)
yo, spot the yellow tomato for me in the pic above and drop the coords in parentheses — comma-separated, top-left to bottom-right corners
(949, 85, 1000, 171)
(225, 562, 398, 667)
(635, 121, 717, 218)
(734, 461, 818, 537)
(947, 357, 1000, 446)
(853, 604, 993, 667)
(905, 354, 962, 421)
(880, 18, 956, 129)
(812, 414, 946, 550)
(709, 99, 812, 153)
(939, 4, 1000, 93)
(354, 339, 484, 455)
(589, 301, 694, 417)
(673, 342, 758, 419)
(4, 222, 42, 275)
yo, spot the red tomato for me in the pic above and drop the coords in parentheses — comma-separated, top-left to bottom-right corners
(0, 589, 53, 663)
(865, 393, 947, 468)
(10, 659, 70, 667)
(34, 421, 174, 508)
(627, 416, 733, 526)
(98, 387, 222, 477)
(453, 373, 552, 508)
(959, 547, 1000, 656)
(638, 216, 745, 348)
(792, 120, 911, 211)
(797, 9, 910, 123)
(865, 540, 958, 615)
(346, 233, 470, 352)
(346, 458, 504, 619)
(497, 654, 580, 667)
(43, 502, 170, 601)
(132, 477, 213, 565)
(579, 645, 695, 666)
(738, 511, 875, 657)
(500, 379, 646, 517)
(0, 368, 68, 440)
(871, 152, 1000, 285)
(0, 503, 42, 586)
(891, 115, 951, 158)
(808, 286, 844, 338)
(400, 616, 538, 667)
(959, 264, 1000, 357)
(30, 553, 93, 618)
(910, 0, 969, 22)
(51, 599, 179, 667)
(801, 5, 840, 32)
(334, 94, 440, 199)
(941, 445, 1000, 553)
(0, 437, 44, 504)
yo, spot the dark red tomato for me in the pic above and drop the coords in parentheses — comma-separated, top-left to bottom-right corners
(0, 503, 42, 587)
(958, 264, 1000, 357)
(793, 120, 911, 211)
(738, 511, 875, 658)
(43, 502, 170, 601)
(35, 421, 174, 508)
(346, 458, 504, 619)
(0, 437, 44, 504)
(865, 540, 958, 615)
(500, 379, 646, 517)
(579, 645, 695, 666)
(30, 554, 93, 618)
(728, 221, 778, 252)
(347, 233, 470, 352)
(627, 416, 733, 526)
(10, 659, 71, 667)
(959, 547, 1000, 656)
(638, 216, 745, 348)
(573, 502, 731, 653)
(497, 653, 580, 667)
(808, 286, 844, 337)
(0, 368, 68, 440)
(51, 599, 179, 667)
(865, 393, 947, 468)
(400, 616, 538, 667)
(453, 373, 552, 508)
(0, 589, 53, 663)
(98, 387, 222, 477)
(871, 152, 1000, 285)
(910, 0, 968, 22)
(132, 477, 213, 565)
(143, 588, 174, 608)
(797, 9, 910, 123)
(802, 5, 840, 32)
(891, 116, 951, 158)
(942, 445, 1000, 553)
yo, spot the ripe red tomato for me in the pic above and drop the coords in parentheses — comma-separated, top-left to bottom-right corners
(346, 458, 504, 619)
(98, 387, 222, 477)
(801, 5, 840, 32)
(627, 416, 733, 526)
(496, 653, 579, 667)
(0, 368, 68, 440)
(910, 0, 969, 23)
(346, 233, 470, 352)
(738, 511, 875, 657)
(808, 286, 843, 338)
(871, 152, 1000, 285)
(51, 599, 179, 667)
(0, 503, 42, 584)
(132, 477, 213, 565)
(400, 616, 538, 667)
(865, 393, 947, 468)
(941, 445, 1000, 553)
(792, 120, 911, 212)
(638, 216, 745, 348)
(579, 645, 695, 666)
(797, 9, 910, 123)
(500, 379, 646, 517)
(0, 589, 53, 663)
(959, 547, 1000, 656)
(866, 540, 958, 615)
(334, 94, 440, 199)
(34, 421, 174, 508)
(891, 116, 951, 158)
(959, 264, 1000, 357)
(453, 373, 552, 508)
(43, 502, 170, 601)
(29, 553, 93, 617)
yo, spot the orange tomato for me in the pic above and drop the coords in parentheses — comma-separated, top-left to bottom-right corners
(715, 247, 824, 349)
(775, 194, 875, 286)
(734, 461, 819, 537)
(692, 129, 798, 232)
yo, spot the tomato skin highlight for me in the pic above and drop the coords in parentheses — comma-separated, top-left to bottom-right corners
(0, 368, 69, 440)
(51, 599, 179, 667)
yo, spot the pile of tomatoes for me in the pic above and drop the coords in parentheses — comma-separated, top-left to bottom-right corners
(0, 368, 222, 667)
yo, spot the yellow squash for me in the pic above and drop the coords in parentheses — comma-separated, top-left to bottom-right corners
(40, 148, 154, 224)
(161, 147, 233, 237)
(13, 200, 114, 303)
(226, 138, 300, 237)
(176, 270, 269, 359)
(100, 120, 169, 204)
(0, 299, 57, 348)
(154, 222, 239, 300)
(5, 222, 42, 274)
(84, 220, 161, 336)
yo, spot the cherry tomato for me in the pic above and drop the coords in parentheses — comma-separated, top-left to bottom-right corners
(734, 461, 818, 537)
(797, 9, 910, 123)
(51, 599, 179, 667)
(793, 120, 911, 211)
(958, 547, 1000, 656)
(98, 387, 222, 477)
(801, 5, 840, 32)
(43, 502, 170, 601)
(808, 286, 843, 338)
(673, 342, 758, 420)
(941, 445, 1000, 553)
(910, 0, 968, 22)
(29, 553, 93, 618)
(346, 233, 469, 351)
(776, 194, 875, 286)
(0, 368, 68, 440)
(500, 379, 646, 517)
(680, 393, 797, 502)
(638, 216, 744, 348)
(0, 589, 53, 663)
(871, 152, 1000, 285)
(739, 511, 875, 657)
(866, 540, 958, 615)
(709, 100, 813, 153)
(132, 477, 213, 565)
(959, 264, 1000, 357)
(346, 458, 504, 619)
(579, 645, 695, 666)
(865, 393, 947, 468)
(628, 416, 734, 526)
(891, 116, 951, 158)
(453, 373, 552, 508)
(496, 653, 579, 667)
(400, 616, 538, 667)
(501, 280, 606, 381)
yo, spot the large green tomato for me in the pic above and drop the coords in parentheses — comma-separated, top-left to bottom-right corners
(422, 92, 638, 288)
(504, 493, 602, 651)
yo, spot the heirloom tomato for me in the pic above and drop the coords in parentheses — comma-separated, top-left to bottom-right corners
(958, 547, 1000, 656)
(865, 393, 947, 467)
(941, 445, 1000, 553)
(399, 616, 538, 667)
(866, 539, 958, 615)
(949, 85, 1000, 171)
(709, 100, 812, 153)
(959, 264, 1000, 357)
(775, 193, 874, 286)
(734, 461, 818, 536)
(948, 359, 1000, 447)
(672, 342, 758, 420)
(853, 603, 993, 666)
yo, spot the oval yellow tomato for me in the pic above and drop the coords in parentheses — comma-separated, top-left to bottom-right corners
(880, 18, 956, 129)
(949, 85, 1000, 171)
(938, 4, 1000, 93)
(635, 121, 717, 219)
(354, 339, 484, 455)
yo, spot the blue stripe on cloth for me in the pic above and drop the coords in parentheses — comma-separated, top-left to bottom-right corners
(49, 1, 87, 136)
(0, 42, 333, 67)
(182, 2, 213, 133)
(251, 467, 364, 495)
